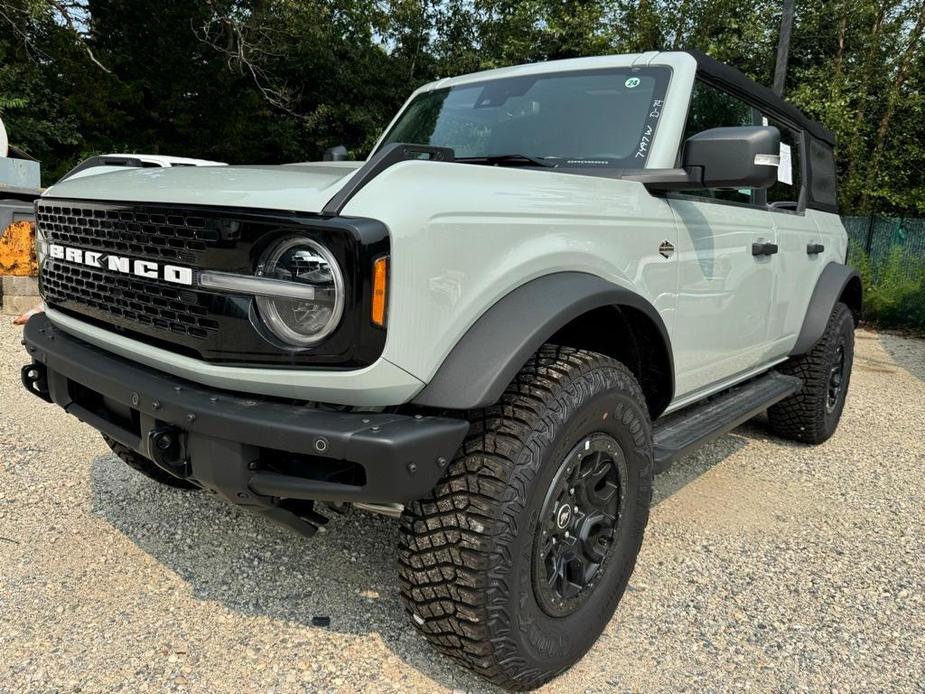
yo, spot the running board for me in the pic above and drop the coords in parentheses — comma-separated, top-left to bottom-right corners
(653, 372, 801, 472)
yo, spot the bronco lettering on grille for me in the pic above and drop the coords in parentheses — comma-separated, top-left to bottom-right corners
(48, 243, 194, 286)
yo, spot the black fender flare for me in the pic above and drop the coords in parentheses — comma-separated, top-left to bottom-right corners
(791, 262, 862, 356)
(412, 272, 674, 410)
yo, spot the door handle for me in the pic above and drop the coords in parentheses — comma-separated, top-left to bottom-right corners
(752, 242, 779, 256)
(807, 242, 825, 255)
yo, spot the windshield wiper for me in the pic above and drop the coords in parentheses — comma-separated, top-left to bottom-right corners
(455, 154, 559, 168)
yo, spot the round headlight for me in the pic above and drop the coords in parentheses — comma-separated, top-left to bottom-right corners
(255, 238, 344, 346)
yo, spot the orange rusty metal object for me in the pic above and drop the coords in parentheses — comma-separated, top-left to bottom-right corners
(0, 220, 38, 276)
(13, 305, 43, 325)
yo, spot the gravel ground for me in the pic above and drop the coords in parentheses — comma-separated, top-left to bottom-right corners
(1, 320, 923, 693)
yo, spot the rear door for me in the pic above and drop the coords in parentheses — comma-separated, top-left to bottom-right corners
(760, 115, 827, 350)
(668, 79, 780, 400)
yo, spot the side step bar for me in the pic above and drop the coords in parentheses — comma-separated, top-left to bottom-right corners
(653, 372, 801, 472)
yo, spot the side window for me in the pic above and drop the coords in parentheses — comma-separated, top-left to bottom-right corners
(682, 80, 762, 205)
(683, 80, 756, 139)
(762, 114, 803, 211)
(808, 139, 837, 209)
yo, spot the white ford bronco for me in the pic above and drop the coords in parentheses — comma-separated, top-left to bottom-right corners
(21, 50, 860, 689)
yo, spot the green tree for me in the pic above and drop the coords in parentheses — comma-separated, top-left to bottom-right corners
(0, 0, 922, 215)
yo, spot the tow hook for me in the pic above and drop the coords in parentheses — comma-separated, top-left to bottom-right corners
(21, 363, 51, 403)
(147, 425, 187, 476)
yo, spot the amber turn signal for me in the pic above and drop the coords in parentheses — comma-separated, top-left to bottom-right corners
(371, 256, 388, 327)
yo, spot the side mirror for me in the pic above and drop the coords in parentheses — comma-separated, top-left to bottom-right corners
(684, 126, 780, 189)
(638, 125, 781, 192)
(323, 145, 349, 162)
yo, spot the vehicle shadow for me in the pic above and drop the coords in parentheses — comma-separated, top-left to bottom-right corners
(651, 427, 751, 505)
(88, 420, 767, 692)
(89, 452, 496, 692)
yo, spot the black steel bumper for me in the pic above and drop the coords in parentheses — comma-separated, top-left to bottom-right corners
(22, 314, 467, 528)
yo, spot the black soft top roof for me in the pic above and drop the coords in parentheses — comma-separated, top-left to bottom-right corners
(684, 50, 836, 146)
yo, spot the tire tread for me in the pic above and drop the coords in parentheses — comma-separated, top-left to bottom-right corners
(768, 302, 854, 444)
(399, 345, 652, 690)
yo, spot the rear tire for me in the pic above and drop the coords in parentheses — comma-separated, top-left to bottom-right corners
(399, 346, 653, 690)
(768, 302, 855, 444)
(103, 436, 199, 490)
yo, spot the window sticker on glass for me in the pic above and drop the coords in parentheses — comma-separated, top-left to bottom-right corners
(778, 142, 793, 185)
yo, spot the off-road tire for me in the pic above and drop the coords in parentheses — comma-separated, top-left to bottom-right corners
(103, 435, 199, 489)
(768, 302, 855, 444)
(399, 346, 653, 690)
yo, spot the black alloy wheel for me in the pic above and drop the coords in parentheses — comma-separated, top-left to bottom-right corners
(533, 433, 627, 617)
(825, 342, 846, 413)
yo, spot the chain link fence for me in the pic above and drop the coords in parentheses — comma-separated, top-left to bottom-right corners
(842, 216, 925, 330)
(843, 216, 925, 281)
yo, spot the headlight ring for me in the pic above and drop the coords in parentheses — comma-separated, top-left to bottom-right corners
(254, 237, 345, 347)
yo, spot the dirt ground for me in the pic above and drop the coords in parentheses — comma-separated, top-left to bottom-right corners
(1, 322, 923, 693)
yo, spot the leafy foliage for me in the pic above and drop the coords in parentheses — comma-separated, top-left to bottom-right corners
(0, 0, 923, 216)
(849, 243, 925, 331)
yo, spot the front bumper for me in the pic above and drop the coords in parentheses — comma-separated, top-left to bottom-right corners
(22, 314, 468, 530)
(44, 307, 425, 406)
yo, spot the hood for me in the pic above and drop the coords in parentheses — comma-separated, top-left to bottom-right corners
(43, 162, 363, 214)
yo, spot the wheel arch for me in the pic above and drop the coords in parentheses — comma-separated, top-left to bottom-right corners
(839, 274, 863, 325)
(411, 272, 675, 417)
(791, 262, 862, 356)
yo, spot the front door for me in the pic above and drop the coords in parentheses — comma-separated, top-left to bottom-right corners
(667, 78, 782, 401)
(669, 198, 778, 398)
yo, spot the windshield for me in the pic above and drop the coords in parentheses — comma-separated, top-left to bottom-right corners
(379, 67, 671, 168)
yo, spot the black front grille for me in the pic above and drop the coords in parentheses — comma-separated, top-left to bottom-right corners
(35, 198, 389, 368)
(35, 201, 226, 266)
(42, 260, 220, 340)
(36, 199, 234, 345)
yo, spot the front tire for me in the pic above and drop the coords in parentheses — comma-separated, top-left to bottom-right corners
(399, 346, 653, 690)
(768, 302, 855, 444)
